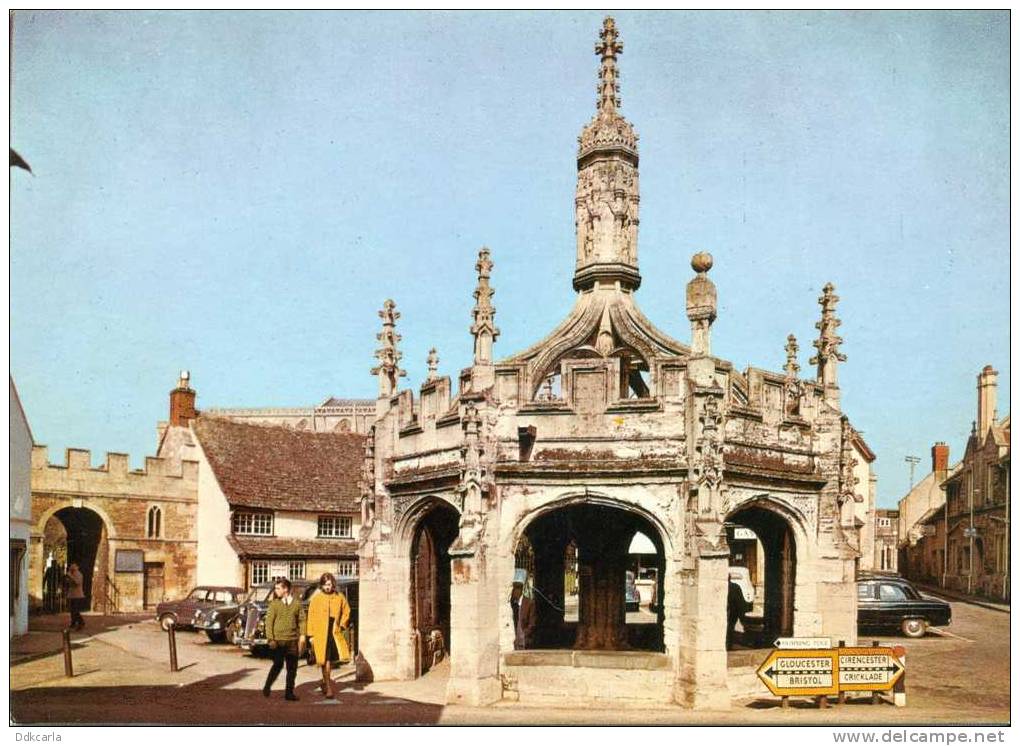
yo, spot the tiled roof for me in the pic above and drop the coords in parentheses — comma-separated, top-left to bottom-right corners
(193, 416, 365, 512)
(226, 535, 358, 559)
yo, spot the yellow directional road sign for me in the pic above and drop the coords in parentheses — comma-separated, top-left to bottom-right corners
(756, 650, 839, 696)
(837, 647, 905, 691)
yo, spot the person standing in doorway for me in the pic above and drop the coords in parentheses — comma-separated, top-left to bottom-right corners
(509, 568, 536, 650)
(263, 578, 306, 701)
(306, 572, 351, 699)
(64, 563, 85, 631)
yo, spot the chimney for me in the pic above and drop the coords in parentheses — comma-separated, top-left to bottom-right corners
(169, 370, 197, 427)
(931, 442, 949, 479)
(977, 365, 998, 438)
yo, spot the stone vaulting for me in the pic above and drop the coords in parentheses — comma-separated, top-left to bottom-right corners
(356, 18, 865, 708)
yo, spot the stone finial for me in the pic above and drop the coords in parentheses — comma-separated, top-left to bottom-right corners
(573, 17, 640, 292)
(686, 252, 717, 357)
(370, 299, 407, 398)
(784, 334, 801, 378)
(595, 17, 623, 115)
(471, 248, 500, 365)
(809, 282, 846, 389)
(426, 348, 439, 381)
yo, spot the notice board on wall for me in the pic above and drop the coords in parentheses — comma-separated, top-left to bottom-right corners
(115, 549, 144, 573)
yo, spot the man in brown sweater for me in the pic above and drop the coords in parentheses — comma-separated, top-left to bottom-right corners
(262, 578, 307, 701)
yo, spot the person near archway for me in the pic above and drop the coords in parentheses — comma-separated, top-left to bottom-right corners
(307, 572, 351, 699)
(64, 563, 85, 631)
(510, 569, 536, 650)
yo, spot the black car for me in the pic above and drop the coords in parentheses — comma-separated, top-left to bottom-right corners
(857, 574, 951, 638)
(194, 597, 245, 643)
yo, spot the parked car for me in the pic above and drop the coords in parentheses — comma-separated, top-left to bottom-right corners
(857, 574, 951, 638)
(155, 586, 245, 631)
(194, 596, 245, 643)
(236, 578, 359, 662)
(728, 566, 755, 609)
(625, 571, 641, 611)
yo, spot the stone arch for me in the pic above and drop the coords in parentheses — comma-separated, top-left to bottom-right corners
(508, 490, 672, 652)
(724, 493, 809, 646)
(398, 495, 460, 677)
(40, 504, 113, 613)
(35, 500, 118, 539)
(509, 490, 675, 558)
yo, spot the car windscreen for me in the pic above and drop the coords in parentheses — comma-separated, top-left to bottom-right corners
(187, 589, 209, 601)
(210, 590, 234, 604)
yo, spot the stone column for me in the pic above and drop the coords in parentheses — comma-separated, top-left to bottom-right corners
(676, 547, 731, 709)
(446, 550, 502, 706)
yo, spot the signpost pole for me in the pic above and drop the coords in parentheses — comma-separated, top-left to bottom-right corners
(893, 649, 906, 707)
(836, 640, 846, 705)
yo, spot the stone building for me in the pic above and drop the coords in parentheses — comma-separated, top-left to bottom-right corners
(11, 378, 33, 637)
(897, 443, 956, 584)
(943, 367, 1010, 601)
(873, 508, 898, 573)
(201, 398, 375, 435)
(191, 415, 364, 589)
(28, 374, 200, 614)
(356, 18, 870, 709)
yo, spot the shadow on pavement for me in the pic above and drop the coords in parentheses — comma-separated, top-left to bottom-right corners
(11, 667, 445, 725)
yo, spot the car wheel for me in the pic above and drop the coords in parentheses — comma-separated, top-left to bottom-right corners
(901, 618, 926, 638)
(205, 629, 227, 644)
(159, 614, 176, 631)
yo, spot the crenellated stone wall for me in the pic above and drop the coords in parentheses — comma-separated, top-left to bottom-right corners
(30, 446, 198, 613)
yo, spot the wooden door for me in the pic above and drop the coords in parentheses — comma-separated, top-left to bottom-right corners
(143, 563, 165, 609)
(411, 526, 439, 676)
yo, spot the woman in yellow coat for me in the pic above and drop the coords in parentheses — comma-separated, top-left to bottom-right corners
(306, 572, 351, 699)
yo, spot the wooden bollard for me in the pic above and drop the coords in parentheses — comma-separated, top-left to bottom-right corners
(167, 622, 179, 672)
(781, 696, 789, 709)
(817, 695, 829, 709)
(62, 628, 73, 678)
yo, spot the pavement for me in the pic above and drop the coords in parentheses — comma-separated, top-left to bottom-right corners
(913, 583, 1011, 614)
(9, 597, 1010, 726)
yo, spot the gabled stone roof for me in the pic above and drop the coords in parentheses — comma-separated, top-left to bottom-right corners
(193, 416, 365, 512)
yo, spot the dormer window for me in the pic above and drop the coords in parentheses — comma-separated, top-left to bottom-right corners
(232, 511, 273, 536)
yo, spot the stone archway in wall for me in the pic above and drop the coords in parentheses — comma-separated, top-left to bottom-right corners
(43, 507, 110, 613)
(725, 499, 802, 649)
(407, 501, 460, 678)
(512, 498, 668, 652)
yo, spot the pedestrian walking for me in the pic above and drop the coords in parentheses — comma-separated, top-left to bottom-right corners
(306, 572, 351, 699)
(262, 578, 306, 701)
(64, 563, 86, 631)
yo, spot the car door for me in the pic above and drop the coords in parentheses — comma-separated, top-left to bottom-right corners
(878, 582, 911, 625)
(856, 581, 880, 627)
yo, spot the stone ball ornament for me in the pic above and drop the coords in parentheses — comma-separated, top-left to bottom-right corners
(691, 252, 713, 274)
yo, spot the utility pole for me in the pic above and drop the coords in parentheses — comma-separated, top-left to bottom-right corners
(905, 455, 920, 491)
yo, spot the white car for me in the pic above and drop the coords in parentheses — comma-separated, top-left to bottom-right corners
(728, 566, 754, 606)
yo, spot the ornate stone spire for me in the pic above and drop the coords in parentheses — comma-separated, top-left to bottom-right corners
(426, 347, 439, 381)
(809, 282, 846, 390)
(784, 334, 801, 378)
(574, 17, 641, 292)
(471, 248, 499, 364)
(686, 252, 716, 357)
(370, 299, 406, 398)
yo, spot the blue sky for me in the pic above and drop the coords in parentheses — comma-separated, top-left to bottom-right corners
(10, 11, 1009, 507)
